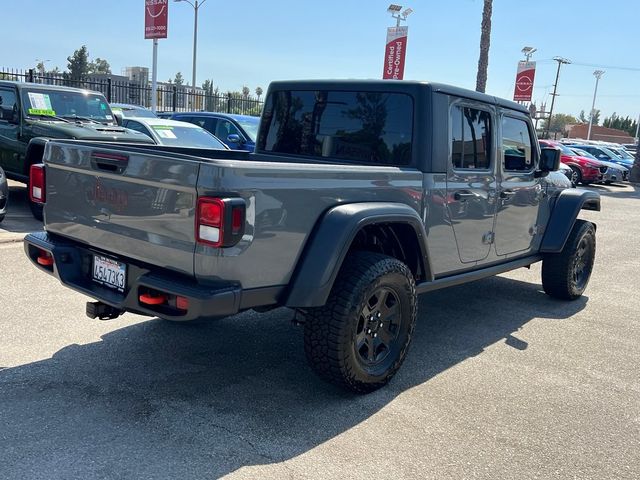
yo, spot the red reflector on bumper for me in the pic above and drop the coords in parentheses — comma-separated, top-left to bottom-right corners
(176, 296, 189, 310)
(139, 293, 167, 305)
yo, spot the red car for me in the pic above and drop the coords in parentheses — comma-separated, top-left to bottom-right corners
(539, 140, 605, 185)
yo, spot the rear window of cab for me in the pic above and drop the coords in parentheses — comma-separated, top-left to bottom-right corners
(258, 90, 413, 166)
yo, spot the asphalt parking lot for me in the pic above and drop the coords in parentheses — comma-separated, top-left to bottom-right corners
(0, 182, 638, 480)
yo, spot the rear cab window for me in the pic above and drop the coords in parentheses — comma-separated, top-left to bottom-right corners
(258, 90, 413, 166)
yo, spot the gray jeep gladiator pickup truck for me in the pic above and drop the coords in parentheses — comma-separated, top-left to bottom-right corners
(24, 80, 600, 393)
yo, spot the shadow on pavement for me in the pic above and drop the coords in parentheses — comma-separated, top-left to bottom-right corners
(0, 183, 42, 235)
(0, 274, 587, 478)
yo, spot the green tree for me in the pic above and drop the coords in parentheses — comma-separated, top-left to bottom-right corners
(541, 113, 577, 135)
(475, 0, 493, 93)
(202, 79, 216, 111)
(603, 113, 638, 137)
(174, 72, 184, 86)
(67, 45, 89, 82)
(255, 86, 263, 100)
(88, 57, 111, 74)
(242, 86, 250, 98)
(578, 110, 587, 123)
(591, 109, 601, 126)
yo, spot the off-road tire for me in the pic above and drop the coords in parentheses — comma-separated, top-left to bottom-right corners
(542, 219, 596, 300)
(303, 252, 417, 393)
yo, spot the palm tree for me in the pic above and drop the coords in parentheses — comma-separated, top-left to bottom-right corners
(475, 0, 493, 93)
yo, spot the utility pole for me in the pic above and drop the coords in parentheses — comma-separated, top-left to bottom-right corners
(544, 56, 571, 139)
(587, 70, 605, 140)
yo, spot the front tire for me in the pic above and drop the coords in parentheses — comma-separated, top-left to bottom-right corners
(542, 219, 596, 300)
(303, 252, 417, 393)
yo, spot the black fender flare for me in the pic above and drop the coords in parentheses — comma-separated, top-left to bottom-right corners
(24, 137, 50, 176)
(540, 188, 600, 253)
(285, 202, 432, 308)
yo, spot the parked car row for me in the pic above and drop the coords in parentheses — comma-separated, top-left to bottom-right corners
(540, 139, 635, 186)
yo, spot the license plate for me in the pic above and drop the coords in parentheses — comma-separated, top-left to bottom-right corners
(92, 255, 126, 292)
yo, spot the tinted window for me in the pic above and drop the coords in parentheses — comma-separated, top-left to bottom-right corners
(124, 120, 152, 138)
(502, 116, 534, 171)
(451, 106, 492, 170)
(0, 88, 18, 121)
(259, 90, 413, 165)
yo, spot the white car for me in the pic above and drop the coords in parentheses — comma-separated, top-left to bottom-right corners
(121, 118, 229, 149)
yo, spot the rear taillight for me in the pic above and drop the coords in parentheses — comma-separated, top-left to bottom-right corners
(196, 197, 246, 248)
(30, 164, 46, 204)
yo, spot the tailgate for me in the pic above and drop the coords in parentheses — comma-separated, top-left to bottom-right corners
(43, 141, 201, 276)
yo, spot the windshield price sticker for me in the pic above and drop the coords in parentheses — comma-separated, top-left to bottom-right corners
(156, 129, 177, 139)
(152, 125, 174, 130)
(27, 92, 53, 110)
(28, 108, 56, 116)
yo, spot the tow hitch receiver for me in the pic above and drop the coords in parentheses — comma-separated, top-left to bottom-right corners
(86, 301, 123, 320)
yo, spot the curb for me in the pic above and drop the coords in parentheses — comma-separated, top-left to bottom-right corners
(0, 233, 26, 245)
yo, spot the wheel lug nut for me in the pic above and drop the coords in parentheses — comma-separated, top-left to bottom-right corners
(379, 323, 383, 327)
(367, 329, 371, 334)
(374, 333, 377, 338)
(376, 312, 381, 318)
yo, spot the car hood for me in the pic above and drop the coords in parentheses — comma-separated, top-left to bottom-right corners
(595, 160, 628, 171)
(28, 120, 155, 143)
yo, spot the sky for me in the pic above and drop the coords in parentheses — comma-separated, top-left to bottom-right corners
(3, 0, 639, 120)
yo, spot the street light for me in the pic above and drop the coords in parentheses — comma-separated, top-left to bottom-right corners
(174, 0, 208, 89)
(387, 4, 413, 27)
(521, 46, 536, 62)
(587, 70, 605, 140)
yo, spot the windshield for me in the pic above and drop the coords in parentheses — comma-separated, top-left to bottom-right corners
(236, 118, 259, 142)
(556, 143, 576, 156)
(151, 125, 227, 149)
(610, 147, 633, 159)
(112, 105, 157, 119)
(571, 148, 599, 161)
(22, 88, 114, 123)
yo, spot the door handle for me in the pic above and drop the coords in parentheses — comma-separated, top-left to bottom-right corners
(454, 191, 475, 201)
(499, 190, 516, 199)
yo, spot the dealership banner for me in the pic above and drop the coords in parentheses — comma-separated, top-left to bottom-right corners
(383, 26, 408, 80)
(513, 61, 536, 101)
(145, 0, 168, 39)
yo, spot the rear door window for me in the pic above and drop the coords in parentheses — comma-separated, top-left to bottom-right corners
(259, 90, 413, 166)
(450, 105, 492, 170)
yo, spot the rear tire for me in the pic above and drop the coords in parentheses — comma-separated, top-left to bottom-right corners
(303, 252, 417, 393)
(542, 219, 596, 300)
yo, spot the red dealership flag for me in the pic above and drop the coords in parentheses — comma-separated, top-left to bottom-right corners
(513, 61, 536, 101)
(145, 0, 168, 39)
(383, 26, 409, 80)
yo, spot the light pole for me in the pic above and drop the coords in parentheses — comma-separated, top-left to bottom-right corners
(174, 0, 208, 89)
(544, 56, 571, 139)
(587, 70, 605, 140)
(521, 46, 536, 62)
(387, 4, 413, 27)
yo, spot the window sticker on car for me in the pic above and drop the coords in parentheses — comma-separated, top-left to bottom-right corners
(27, 92, 53, 110)
(28, 108, 56, 116)
(155, 128, 177, 139)
(152, 125, 174, 130)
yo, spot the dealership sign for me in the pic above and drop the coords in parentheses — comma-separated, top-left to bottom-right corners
(383, 26, 408, 80)
(513, 61, 536, 101)
(145, 0, 168, 39)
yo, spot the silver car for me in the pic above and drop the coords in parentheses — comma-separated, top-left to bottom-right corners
(0, 166, 8, 222)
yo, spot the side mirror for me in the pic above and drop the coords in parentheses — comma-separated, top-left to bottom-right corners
(539, 147, 561, 173)
(227, 133, 242, 144)
(112, 111, 123, 126)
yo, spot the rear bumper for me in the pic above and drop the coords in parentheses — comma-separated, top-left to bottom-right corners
(24, 231, 244, 321)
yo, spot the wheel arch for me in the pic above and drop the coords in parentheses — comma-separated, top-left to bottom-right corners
(285, 202, 432, 308)
(540, 189, 600, 253)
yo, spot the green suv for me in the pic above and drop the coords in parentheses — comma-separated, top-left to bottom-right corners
(0, 81, 154, 218)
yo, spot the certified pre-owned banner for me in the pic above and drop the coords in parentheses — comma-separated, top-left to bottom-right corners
(145, 0, 168, 39)
(383, 26, 409, 80)
(513, 61, 536, 102)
